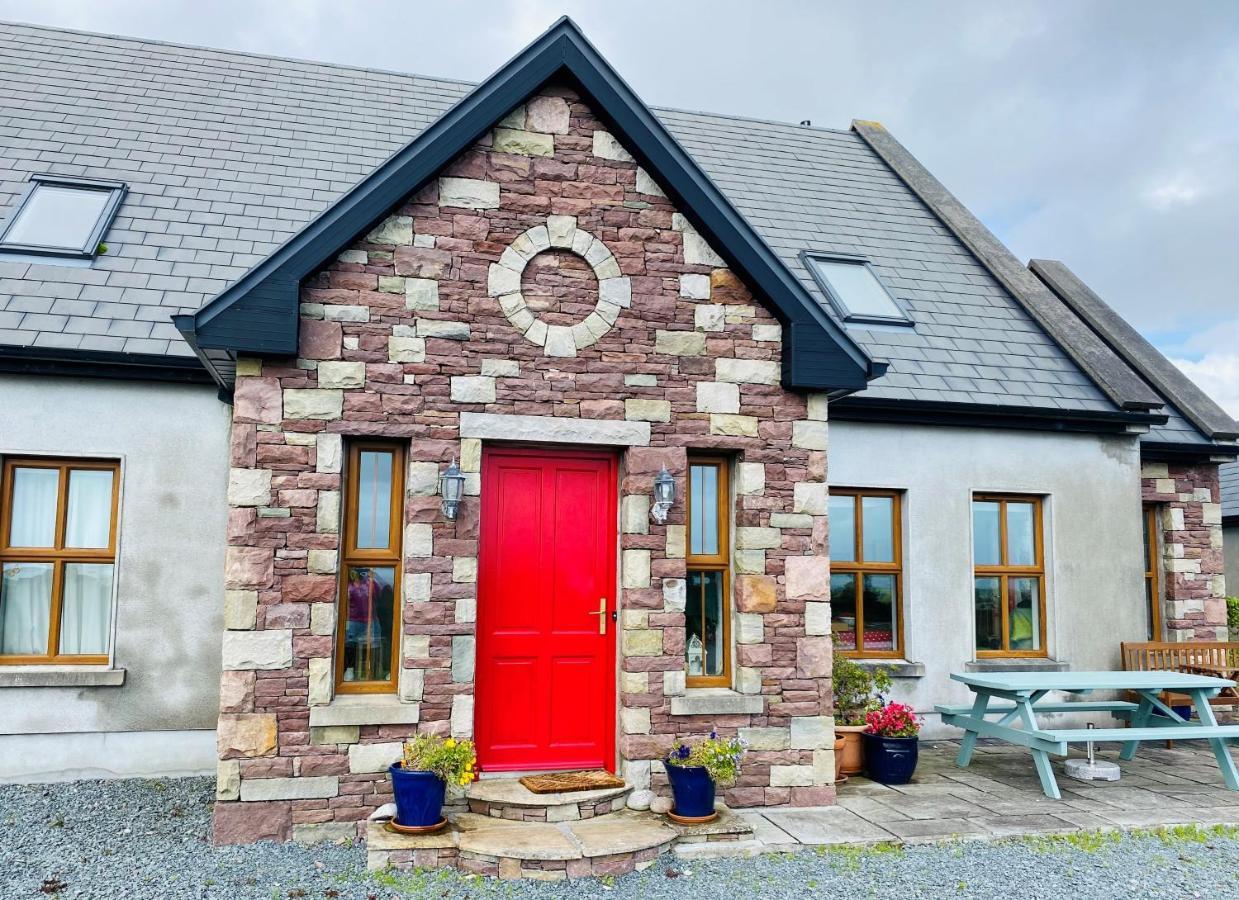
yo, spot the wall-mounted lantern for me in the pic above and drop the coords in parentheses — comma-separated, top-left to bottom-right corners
(650, 465, 675, 524)
(440, 458, 466, 520)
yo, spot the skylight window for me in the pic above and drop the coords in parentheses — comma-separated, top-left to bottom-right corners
(0, 175, 126, 259)
(805, 255, 910, 325)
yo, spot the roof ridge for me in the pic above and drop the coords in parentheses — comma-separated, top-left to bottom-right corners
(0, 18, 859, 137)
(851, 119, 1165, 414)
(1030, 258, 1239, 442)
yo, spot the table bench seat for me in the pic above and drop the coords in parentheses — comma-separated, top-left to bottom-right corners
(1047, 725, 1239, 744)
(935, 700, 1139, 717)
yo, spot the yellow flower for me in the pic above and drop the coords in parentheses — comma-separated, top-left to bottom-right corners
(445, 738, 456, 748)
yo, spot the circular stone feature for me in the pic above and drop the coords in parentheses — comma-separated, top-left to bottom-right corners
(486, 215, 632, 358)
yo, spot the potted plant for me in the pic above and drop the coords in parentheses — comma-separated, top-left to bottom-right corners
(862, 701, 922, 785)
(832, 651, 892, 776)
(388, 734, 476, 832)
(663, 731, 746, 824)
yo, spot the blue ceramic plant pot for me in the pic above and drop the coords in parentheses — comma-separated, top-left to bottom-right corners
(389, 764, 446, 827)
(861, 732, 919, 785)
(665, 764, 715, 818)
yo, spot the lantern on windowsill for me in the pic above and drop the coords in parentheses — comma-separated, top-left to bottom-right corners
(687, 634, 704, 677)
(650, 465, 675, 524)
(439, 458, 465, 520)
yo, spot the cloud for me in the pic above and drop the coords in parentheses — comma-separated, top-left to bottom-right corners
(1171, 355, 1239, 419)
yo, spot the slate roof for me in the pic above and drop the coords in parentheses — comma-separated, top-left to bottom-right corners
(1222, 462, 1239, 520)
(0, 19, 1224, 443)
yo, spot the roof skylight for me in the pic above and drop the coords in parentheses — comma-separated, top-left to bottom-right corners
(0, 175, 126, 259)
(806, 255, 911, 325)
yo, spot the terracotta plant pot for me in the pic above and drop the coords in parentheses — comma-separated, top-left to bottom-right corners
(832, 736, 847, 782)
(835, 724, 868, 776)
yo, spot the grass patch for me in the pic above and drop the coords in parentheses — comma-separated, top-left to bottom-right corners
(818, 841, 904, 872)
(1022, 824, 1239, 854)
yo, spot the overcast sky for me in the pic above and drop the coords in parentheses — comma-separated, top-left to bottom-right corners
(3, 0, 1237, 414)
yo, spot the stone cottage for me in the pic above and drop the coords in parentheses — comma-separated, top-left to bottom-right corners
(0, 16, 1234, 871)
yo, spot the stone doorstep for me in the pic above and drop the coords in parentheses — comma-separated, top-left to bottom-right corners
(464, 777, 631, 810)
(365, 806, 753, 879)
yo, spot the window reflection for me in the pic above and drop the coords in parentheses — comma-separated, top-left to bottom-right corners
(342, 566, 395, 683)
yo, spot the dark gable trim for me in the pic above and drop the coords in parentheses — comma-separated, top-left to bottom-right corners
(831, 395, 1164, 435)
(1031, 259, 1239, 442)
(851, 120, 1163, 414)
(1138, 440, 1239, 465)
(176, 17, 876, 393)
(0, 345, 214, 385)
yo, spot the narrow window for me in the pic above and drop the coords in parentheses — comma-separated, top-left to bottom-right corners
(972, 495, 1046, 656)
(0, 175, 126, 259)
(1143, 504, 1161, 640)
(685, 456, 730, 687)
(829, 489, 903, 657)
(0, 458, 119, 664)
(336, 442, 405, 693)
(805, 255, 910, 325)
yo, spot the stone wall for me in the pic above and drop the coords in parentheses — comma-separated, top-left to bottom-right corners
(212, 85, 835, 844)
(1141, 461, 1228, 640)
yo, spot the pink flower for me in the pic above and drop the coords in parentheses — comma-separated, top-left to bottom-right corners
(864, 702, 922, 738)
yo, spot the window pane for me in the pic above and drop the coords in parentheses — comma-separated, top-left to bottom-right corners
(59, 563, 113, 655)
(0, 562, 52, 655)
(974, 576, 1002, 651)
(829, 495, 856, 563)
(1006, 502, 1036, 566)
(861, 496, 894, 563)
(65, 469, 114, 549)
(811, 258, 904, 319)
(862, 574, 897, 653)
(342, 566, 395, 683)
(686, 569, 725, 676)
(689, 465, 719, 557)
(830, 572, 857, 651)
(8, 467, 60, 547)
(354, 451, 393, 549)
(1145, 579, 1157, 641)
(972, 501, 1001, 566)
(5, 183, 111, 250)
(1009, 577, 1040, 651)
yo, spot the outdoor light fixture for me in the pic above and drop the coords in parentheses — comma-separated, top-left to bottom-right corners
(650, 465, 675, 524)
(440, 458, 466, 520)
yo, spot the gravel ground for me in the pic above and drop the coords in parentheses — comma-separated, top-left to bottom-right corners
(2, 777, 1238, 899)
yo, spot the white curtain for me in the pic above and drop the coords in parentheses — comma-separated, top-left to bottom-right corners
(10, 467, 58, 547)
(66, 469, 113, 548)
(0, 563, 52, 654)
(59, 563, 112, 654)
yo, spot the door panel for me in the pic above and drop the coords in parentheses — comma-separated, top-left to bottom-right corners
(476, 447, 617, 772)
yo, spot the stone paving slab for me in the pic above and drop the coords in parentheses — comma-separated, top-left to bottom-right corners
(761, 807, 898, 845)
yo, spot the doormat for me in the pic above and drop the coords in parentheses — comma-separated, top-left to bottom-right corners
(519, 770, 625, 794)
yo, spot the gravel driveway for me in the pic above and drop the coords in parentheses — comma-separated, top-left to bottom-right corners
(2, 776, 1238, 899)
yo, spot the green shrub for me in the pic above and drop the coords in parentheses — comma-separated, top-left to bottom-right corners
(832, 650, 892, 726)
(1228, 596, 1239, 638)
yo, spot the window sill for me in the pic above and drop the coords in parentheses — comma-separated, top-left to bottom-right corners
(0, 667, 125, 688)
(308, 693, 420, 728)
(855, 658, 925, 678)
(965, 657, 1068, 674)
(669, 688, 763, 716)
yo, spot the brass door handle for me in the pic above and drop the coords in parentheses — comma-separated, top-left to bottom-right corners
(587, 598, 607, 635)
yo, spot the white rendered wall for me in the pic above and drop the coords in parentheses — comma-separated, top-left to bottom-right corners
(829, 420, 1147, 738)
(0, 375, 229, 778)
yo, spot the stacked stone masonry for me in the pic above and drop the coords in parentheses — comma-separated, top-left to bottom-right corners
(1141, 461, 1228, 641)
(213, 85, 836, 845)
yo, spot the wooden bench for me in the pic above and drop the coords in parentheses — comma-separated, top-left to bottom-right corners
(1121, 641, 1239, 707)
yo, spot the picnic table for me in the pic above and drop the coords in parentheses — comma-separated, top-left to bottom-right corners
(937, 670, 1239, 799)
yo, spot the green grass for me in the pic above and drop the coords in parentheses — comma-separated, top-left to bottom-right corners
(818, 841, 904, 872)
(1021, 824, 1239, 854)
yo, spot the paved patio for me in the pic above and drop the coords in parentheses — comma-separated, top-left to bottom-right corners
(724, 739, 1239, 854)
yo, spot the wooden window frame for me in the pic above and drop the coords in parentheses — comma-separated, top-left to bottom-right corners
(334, 441, 405, 694)
(972, 493, 1047, 658)
(830, 488, 904, 659)
(685, 455, 731, 688)
(0, 456, 120, 665)
(1143, 504, 1162, 640)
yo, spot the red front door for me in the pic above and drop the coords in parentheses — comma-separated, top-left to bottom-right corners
(475, 447, 617, 772)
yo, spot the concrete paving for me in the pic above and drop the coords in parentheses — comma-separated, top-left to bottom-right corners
(736, 739, 1239, 849)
